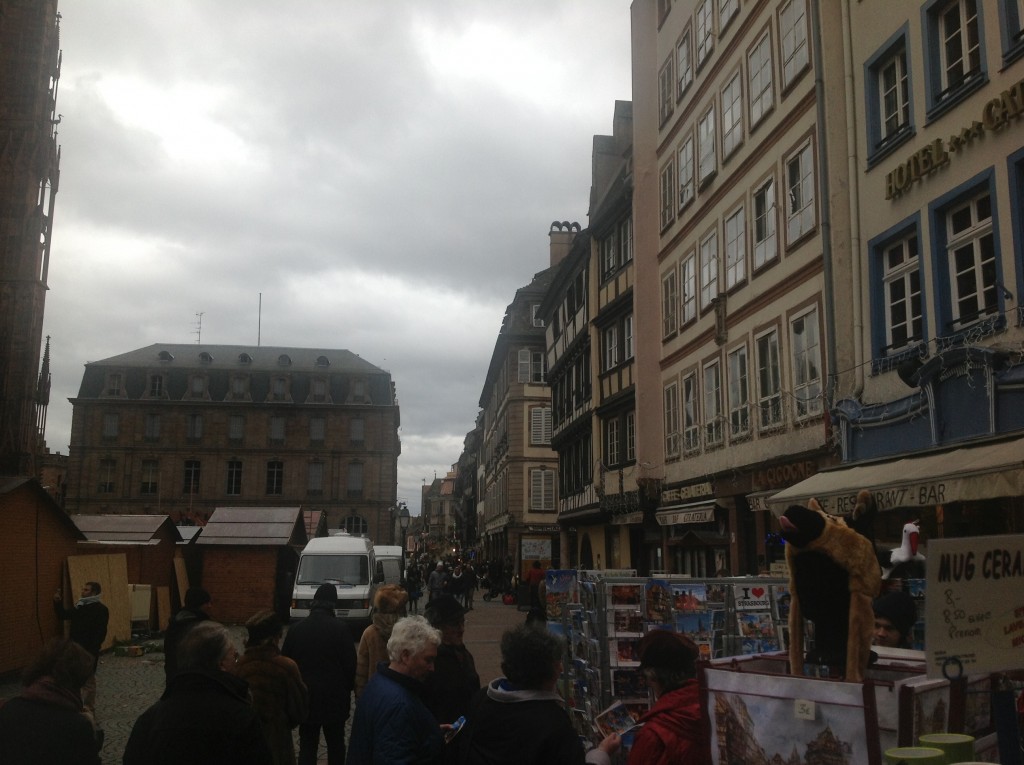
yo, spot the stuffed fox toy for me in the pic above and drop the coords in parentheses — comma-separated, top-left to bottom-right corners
(779, 493, 881, 682)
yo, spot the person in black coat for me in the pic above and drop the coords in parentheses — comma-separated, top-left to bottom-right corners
(123, 621, 273, 765)
(423, 595, 479, 726)
(0, 638, 101, 765)
(281, 584, 357, 765)
(53, 580, 108, 718)
(163, 587, 212, 686)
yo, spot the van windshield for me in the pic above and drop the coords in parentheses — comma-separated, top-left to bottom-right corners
(296, 554, 369, 587)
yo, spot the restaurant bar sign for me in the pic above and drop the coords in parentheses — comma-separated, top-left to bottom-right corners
(656, 506, 715, 526)
(885, 75, 1024, 200)
(810, 481, 949, 514)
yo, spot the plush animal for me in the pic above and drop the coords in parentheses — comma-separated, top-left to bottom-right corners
(780, 494, 882, 682)
(882, 520, 926, 580)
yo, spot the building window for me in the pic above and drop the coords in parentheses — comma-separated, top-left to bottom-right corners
(865, 30, 914, 162)
(230, 376, 248, 399)
(753, 177, 778, 269)
(605, 418, 621, 466)
(98, 458, 116, 494)
(531, 304, 545, 327)
(603, 326, 619, 371)
(924, 0, 983, 117)
(310, 378, 328, 402)
(786, 142, 815, 244)
(728, 345, 750, 438)
(518, 350, 545, 383)
(344, 515, 368, 535)
(700, 229, 719, 311)
(183, 460, 200, 495)
(530, 468, 555, 511)
(677, 26, 693, 99)
(266, 461, 284, 495)
(703, 360, 724, 446)
(664, 382, 681, 458)
(940, 189, 998, 333)
(186, 414, 203, 442)
(780, 0, 809, 89)
(721, 71, 744, 159)
(756, 329, 783, 428)
(678, 133, 695, 210)
(623, 315, 634, 360)
(148, 374, 164, 397)
(347, 462, 363, 498)
(271, 377, 288, 401)
(531, 407, 552, 445)
(105, 373, 123, 397)
(696, 0, 714, 67)
(310, 417, 326, 444)
(144, 413, 160, 441)
(226, 460, 242, 496)
(879, 230, 924, 354)
(719, 0, 738, 28)
(660, 158, 677, 229)
(698, 106, 717, 187)
(601, 235, 618, 277)
(228, 415, 244, 442)
(683, 373, 699, 451)
(748, 31, 774, 127)
(725, 206, 746, 289)
(189, 375, 205, 397)
(269, 416, 285, 445)
(659, 54, 675, 125)
(682, 251, 697, 324)
(351, 417, 365, 444)
(103, 413, 119, 439)
(662, 269, 679, 338)
(141, 459, 158, 495)
(620, 217, 633, 264)
(999, 0, 1024, 62)
(791, 308, 823, 419)
(307, 462, 324, 494)
(626, 411, 636, 462)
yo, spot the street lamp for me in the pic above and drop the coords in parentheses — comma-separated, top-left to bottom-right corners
(396, 503, 411, 562)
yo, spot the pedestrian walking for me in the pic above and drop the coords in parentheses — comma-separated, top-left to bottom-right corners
(427, 562, 447, 602)
(355, 584, 408, 697)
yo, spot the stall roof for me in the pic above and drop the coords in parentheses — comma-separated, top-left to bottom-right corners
(197, 507, 308, 547)
(767, 435, 1024, 514)
(303, 509, 327, 538)
(70, 514, 182, 544)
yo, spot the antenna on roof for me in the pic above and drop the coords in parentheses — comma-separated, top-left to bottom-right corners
(193, 312, 204, 344)
(258, 292, 262, 348)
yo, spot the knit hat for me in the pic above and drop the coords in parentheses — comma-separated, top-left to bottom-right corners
(313, 583, 339, 605)
(873, 590, 916, 637)
(424, 594, 465, 627)
(184, 587, 211, 609)
(638, 629, 698, 674)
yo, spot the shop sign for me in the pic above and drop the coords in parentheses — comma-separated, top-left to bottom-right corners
(661, 481, 714, 503)
(655, 506, 715, 526)
(926, 533, 1024, 679)
(611, 511, 644, 525)
(753, 461, 818, 490)
(886, 75, 1024, 200)
(733, 583, 771, 610)
(822, 481, 948, 514)
(521, 537, 552, 560)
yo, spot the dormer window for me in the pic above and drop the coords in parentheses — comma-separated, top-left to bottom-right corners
(158, 350, 174, 362)
(310, 378, 328, 403)
(198, 351, 214, 364)
(105, 373, 123, 397)
(316, 355, 330, 367)
(238, 353, 252, 364)
(189, 375, 206, 397)
(148, 374, 165, 397)
(271, 377, 289, 402)
(278, 354, 291, 366)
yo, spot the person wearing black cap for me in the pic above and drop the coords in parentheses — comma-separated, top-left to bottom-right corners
(628, 629, 708, 765)
(281, 584, 357, 765)
(163, 587, 212, 686)
(423, 594, 479, 726)
(872, 590, 917, 648)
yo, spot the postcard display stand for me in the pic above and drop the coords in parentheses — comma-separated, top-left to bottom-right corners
(555, 574, 789, 754)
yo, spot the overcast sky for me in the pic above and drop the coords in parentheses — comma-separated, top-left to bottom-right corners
(42, 1, 633, 514)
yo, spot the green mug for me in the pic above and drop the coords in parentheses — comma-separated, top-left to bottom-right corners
(917, 733, 975, 764)
(883, 746, 946, 765)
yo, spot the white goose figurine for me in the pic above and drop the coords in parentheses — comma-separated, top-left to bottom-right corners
(883, 520, 926, 580)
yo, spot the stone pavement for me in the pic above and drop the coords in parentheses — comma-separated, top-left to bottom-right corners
(0, 593, 525, 764)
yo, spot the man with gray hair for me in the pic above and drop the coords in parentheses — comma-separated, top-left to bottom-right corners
(347, 615, 445, 764)
(123, 621, 273, 765)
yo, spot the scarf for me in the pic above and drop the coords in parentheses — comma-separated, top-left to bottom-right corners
(75, 594, 102, 608)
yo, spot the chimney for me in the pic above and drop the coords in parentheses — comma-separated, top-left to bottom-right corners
(548, 221, 580, 267)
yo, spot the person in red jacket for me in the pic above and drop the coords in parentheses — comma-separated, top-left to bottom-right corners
(628, 630, 708, 765)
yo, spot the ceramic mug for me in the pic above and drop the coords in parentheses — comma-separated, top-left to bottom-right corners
(917, 733, 974, 764)
(883, 746, 946, 765)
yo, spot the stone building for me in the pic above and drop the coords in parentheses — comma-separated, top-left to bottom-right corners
(65, 344, 401, 540)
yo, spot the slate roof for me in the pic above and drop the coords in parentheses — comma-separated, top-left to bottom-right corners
(85, 344, 386, 374)
(197, 506, 308, 547)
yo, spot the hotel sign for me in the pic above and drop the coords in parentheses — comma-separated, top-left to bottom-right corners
(886, 75, 1024, 200)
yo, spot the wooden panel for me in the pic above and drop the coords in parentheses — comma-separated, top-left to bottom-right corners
(156, 586, 171, 631)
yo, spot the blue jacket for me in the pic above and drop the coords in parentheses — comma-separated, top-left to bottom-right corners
(348, 663, 443, 765)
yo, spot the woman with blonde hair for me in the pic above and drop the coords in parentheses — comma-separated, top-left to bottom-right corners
(355, 583, 408, 696)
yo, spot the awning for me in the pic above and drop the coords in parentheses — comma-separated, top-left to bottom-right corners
(767, 435, 1024, 514)
(655, 501, 716, 526)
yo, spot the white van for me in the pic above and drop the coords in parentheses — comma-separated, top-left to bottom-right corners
(373, 545, 404, 586)
(290, 533, 378, 633)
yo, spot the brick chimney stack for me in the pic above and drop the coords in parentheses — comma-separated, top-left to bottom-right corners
(548, 221, 580, 268)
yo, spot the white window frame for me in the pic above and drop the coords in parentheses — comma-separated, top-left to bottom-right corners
(606, 418, 621, 466)
(307, 462, 324, 493)
(659, 54, 675, 124)
(882, 233, 923, 353)
(703, 359, 724, 446)
(662, 269, 679, 337)
(696, 0, 715, 67)
(683, 373, 700, 451)
(530, 468, 555, 511)
(603, 325, 619, 371)
(620, 217, 633, 264)
(141, 459, 159, 496)
(626, 411, 636, 462)
(144, 413, 160, 440)
(102, 412, 119, 438)
(725, 206, 746, 289)
(267, 460, 284, 495)
(700, 229, 719, 311)
(780, 0, 809, 88)
(681, 251, 698, 324)
(698, 106, 717, 186)
(623, 315, 634, 360)
(720, 0, 739, 28)
(187, 414, 203, 441)
(791, 307, 823, 419)
(678, 133, 695, 209)
(753, 177, 778, 269)
(661, 158, 677, 229)
(531, 304, 545, 327)
(721, 71, 744, 159)
(945, 191, 997, 329)
(601, 235, 617, 277)
(937, 0, 981, 95)
(531, 407, 553, 445)
(677, 26, 693, 99)
(226, 460, 242, 496)
(879, 47, 910, 142)
(728, 345, 750, 438)
(664, 382, 681, 458)
(229, 414, 245, 440)
(748, 30, 774, 127)
(756, 328, 783, 429)
(786, 142, 815, 244)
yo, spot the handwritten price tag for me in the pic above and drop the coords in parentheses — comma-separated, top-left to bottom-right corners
(794, 699, 815, 720)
